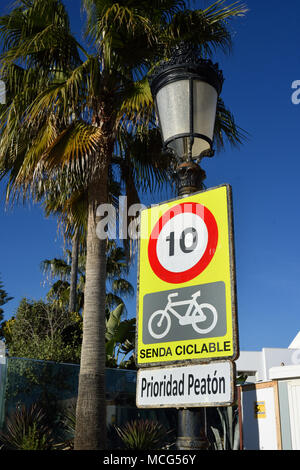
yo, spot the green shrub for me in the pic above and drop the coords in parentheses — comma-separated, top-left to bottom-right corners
(115, 419, 171, 450)
(0, 403, 55, 450)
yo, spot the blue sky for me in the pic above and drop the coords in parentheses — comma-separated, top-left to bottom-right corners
(1, 0, 300, 352)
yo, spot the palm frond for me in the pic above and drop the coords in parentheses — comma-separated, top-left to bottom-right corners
(163, 0, 248, 56)
(41, 258, 71, 281)
(37, 120, 102, 170)
(118, 76, 154, 128)
(214, 97, 249, 151)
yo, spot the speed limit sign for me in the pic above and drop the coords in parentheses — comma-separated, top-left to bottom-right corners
(136, 184, 239, 368)
(148, 202, 218, 284)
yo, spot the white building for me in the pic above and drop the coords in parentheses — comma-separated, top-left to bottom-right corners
(236, 332, 300, 382)
(238, 332, 300, 450)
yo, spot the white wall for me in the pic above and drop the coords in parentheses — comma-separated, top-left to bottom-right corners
(262, 349, 300, 380)
(236, 348, 300, 382)
(241, 384, 280, 450)
(236, 351, 263, 382)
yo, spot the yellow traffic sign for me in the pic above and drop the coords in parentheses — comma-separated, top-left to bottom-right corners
(136, 184, 239, 367)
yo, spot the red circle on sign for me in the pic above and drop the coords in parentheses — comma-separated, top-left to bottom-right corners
(148, 202, 218, 284)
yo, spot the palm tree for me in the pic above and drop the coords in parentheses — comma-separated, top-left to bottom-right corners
(36, 155, 150, 313)
(0, 0, 247, 449)
(41, 253, 85, 312)
(35, 165, 122, 314)
(41, 240, 134, 314)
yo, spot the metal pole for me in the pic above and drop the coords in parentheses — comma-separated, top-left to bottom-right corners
(177, 408, 208, 450)
(174, 160, 210, 451)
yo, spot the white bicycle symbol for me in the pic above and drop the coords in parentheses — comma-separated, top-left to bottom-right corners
(148, 290, 218, 340)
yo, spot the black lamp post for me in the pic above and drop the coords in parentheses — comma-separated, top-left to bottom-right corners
(150, 42, 223, 195)
(149, 42, 224, 450)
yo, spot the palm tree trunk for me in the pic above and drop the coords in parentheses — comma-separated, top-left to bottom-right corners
(74, 168, 109, 450)
(69, 227, 79, 313)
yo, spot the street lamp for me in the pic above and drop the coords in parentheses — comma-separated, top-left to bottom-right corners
(150, 41, 223, 195)
(149, 42, 224, 450)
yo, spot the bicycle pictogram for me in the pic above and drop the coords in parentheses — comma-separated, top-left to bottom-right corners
(148, 290, 218, 340)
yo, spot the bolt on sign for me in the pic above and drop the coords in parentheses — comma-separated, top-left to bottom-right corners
(136, 184, 239, 367)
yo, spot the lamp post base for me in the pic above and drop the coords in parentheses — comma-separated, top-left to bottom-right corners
(176, 409, 209, 450)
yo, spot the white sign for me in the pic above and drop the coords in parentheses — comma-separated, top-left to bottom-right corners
(136, 361, 235, 409)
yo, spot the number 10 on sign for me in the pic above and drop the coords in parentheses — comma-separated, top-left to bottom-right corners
(148, 201, 218, 284)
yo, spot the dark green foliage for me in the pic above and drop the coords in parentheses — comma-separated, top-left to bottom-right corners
(59, 401, 77, 449)
(105, 303, 136, 368)
(115, 419, 172, 450)
(207, 376, 246, 450)
(208, 405, 240, 450)
(3, 357, 80, 445)
(0, 276, 12, 338)
(0, 403, 55, 450)
(3, 298, 82, 363)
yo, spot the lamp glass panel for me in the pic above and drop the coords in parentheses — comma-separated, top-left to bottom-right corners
(192, 80, 218, 156)
(156, 79, 190, 143)
(167, 137, 189, 159)
(191, 138, 211, 159)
